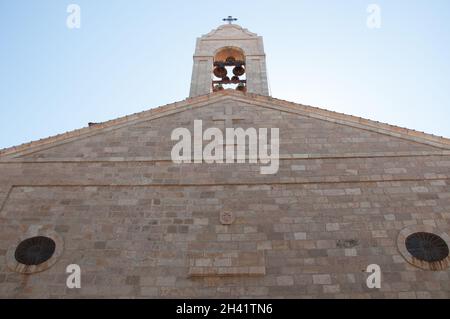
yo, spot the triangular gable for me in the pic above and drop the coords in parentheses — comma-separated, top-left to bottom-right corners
(201, 24, 259, 39)
(1, 90, 450, 160)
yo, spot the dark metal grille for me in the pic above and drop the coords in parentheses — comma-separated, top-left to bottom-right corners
(406, 232, 449, 263)
(14, 236, 56, 266)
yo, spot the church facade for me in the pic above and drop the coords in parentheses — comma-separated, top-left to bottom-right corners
(1, 23, 450, 299)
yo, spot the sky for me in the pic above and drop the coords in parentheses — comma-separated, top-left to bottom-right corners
(1, 0, 449, 149)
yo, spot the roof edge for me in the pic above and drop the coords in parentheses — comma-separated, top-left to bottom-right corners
(232, 92, 450, 149)
(1, 90, 450, 158)
(201, 24, 259, 39)
(0, 92, 224, 158)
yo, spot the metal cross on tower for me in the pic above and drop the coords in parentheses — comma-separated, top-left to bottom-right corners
(223, 16, 238, 24)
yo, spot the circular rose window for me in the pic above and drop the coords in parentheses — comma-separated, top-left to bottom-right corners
(6, 229, 64, 274)
(405, 232, 449, 263)
(398, 226, 450, 271)
(15, 236, 56, 266)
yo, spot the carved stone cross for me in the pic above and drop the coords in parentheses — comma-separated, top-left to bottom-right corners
(212, 105, 245, 128)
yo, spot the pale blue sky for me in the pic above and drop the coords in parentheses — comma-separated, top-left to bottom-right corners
(1, 0, 449, 149)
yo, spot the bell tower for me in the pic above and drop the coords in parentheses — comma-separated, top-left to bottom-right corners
(189, 18, 270, 97)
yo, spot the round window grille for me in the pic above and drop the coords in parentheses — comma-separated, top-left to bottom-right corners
(14, 236, 56, 266)
(405, 232, 449, 263)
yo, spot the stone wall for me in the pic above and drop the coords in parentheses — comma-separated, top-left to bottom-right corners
(0, 95, 449, 298)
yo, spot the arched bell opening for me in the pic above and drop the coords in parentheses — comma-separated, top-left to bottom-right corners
(212, 47, 247, 93)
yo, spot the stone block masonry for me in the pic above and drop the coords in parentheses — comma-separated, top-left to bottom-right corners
(0, 93, 449, 298)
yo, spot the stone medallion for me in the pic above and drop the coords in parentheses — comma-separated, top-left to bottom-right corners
(219, 211, 235, 225)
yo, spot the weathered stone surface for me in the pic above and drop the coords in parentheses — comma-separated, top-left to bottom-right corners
(0, 89, 449, 299)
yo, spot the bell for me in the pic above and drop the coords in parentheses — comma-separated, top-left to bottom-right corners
(214, 84, 224, 92)
(231, 76, 240, 83)
(226, 56, 236, 64)
(233, 66, 245, 76)
(213, 66, 227, 78)
(222, 76, 230, 83)
(236, 83, 246, 92)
